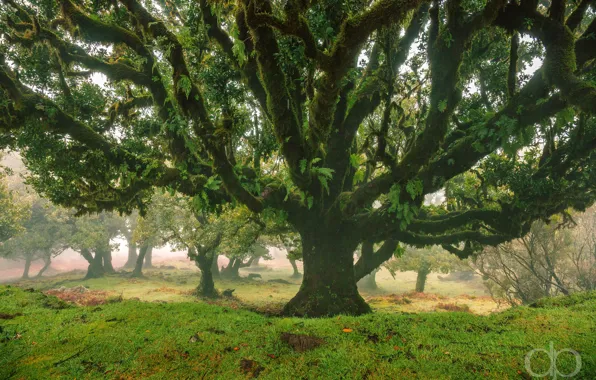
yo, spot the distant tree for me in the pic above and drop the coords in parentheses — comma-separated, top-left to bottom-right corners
(119, 212, 139, 269)
(0, 161, 28, 243)
(474, 213, 596, 305)
(0, 197, 70, 279)
(569, 207, 596, 291)
(386, 245, 468, 293)
(69, 212, 122, 279)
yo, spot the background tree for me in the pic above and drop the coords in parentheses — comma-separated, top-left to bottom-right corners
(474, 211, 596, 305)
(0, 197, 70, 279)
(0, 156, 28, 243)
(2, 0, 596, 315)
(69, 212, 122, 279)
(386, 245, 468, 292)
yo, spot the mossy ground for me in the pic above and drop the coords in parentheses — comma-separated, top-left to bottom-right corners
(8, 262, 504, 315)
(1, 278, 595, 378)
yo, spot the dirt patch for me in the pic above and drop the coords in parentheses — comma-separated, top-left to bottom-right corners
(45, 286, 113, 306)
(240, 359, 264, 378)
(281, 332, 324, 352)
(436, 303, 471, 312)
(0, 312, 23, 319)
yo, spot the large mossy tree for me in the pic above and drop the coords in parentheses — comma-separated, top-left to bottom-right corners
(1, 0, 596, 316)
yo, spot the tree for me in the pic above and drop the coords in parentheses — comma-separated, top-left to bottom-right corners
(119, 212, 139, 269)
(0, 158, 28, 243)
(474, 211, 596, 305)
(69, 212, 122, 279)
(386, 245, 467, 292)
(0, 197, 70, 279)
(2, 0, 596, 316)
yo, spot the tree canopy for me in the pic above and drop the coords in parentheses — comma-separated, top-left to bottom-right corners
(1, 0, 595, 316)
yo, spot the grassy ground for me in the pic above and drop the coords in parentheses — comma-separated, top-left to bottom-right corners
(9, 262, 506, 315)
(1, 285, 595, 379)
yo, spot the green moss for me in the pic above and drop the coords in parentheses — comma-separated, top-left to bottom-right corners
(1, 285, 595, 378)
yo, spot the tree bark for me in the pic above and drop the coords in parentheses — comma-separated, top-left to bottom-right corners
(123, 239, 138, 269)
(289, 258, 302, 278)
(415, 263, 431, 293)
(132, 243, 149, 277)
(21, 256, 32, 280)
(194, 249, 218, 298)
(35, 254, 52, 278)
(211, 254, 220, 279)
(283, 229, 370, 317)
(221, 258, 241, 279)
(143, 245, 154, 268)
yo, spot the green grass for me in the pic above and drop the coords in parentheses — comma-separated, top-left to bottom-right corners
(1, 285, 595, 379)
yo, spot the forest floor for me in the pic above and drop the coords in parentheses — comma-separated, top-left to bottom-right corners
(6, 259, 507, 316)
(1, 283, 595, 379)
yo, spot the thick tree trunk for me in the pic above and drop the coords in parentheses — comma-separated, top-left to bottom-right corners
(22, 256, 32, 280)
(103, 248, 115, 274)
(357, 269, 378, 290)
(35, 255, 52, 278)
(283, 230, 370, 317)
(289, 258, 302, 278)
(83, 248, 105, 279)
(195, 251, 218, 298)
(415, 264, 431, 293)
(123, 240, 138, 269)
(221, 258, 241, 279)
(143, 245, 154, 268)
(132, 243, 149, 277)
(211, 254, 220, 279)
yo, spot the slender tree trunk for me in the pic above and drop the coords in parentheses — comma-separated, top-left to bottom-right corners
(83, 248, 105, 279)
(194, 250, 218, 298)
(35, 255, 52, 278)
(415, 263, 431, 293)
(283, 229, 370, 317)
(357, 269, 378, 290)
(289, 258, 302, 278)
(143, 245, 154, 268)
(123, 239, 138, 269)
(22, 256, 32, 280)
(132, 243, 149, 277)
(211, 254, 220, 279)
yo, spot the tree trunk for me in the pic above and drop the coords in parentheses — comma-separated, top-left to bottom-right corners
(357, 269, 378, 291)
(123, 240, 138, 269)
(35, 255, 52, 278)
(83, 248, 105, 279)
(194, 250, 218, 298)
(22, 256, 32, 280)
(289, 258, 302, 278)
(415, 264, 431, 293)
(221, 258, 241, 279)
(103, 248, 115, 274)
(143, 245, 154, 268)
(132, 243, 149, 277)
(251, 256, 261, 267)
(283, 230, 370, 317)
(211, 254, 220, 279)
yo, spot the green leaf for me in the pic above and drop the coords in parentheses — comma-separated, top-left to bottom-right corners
(299, 159, 307, 174)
